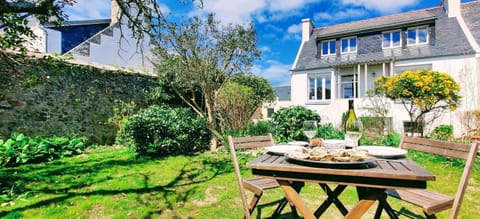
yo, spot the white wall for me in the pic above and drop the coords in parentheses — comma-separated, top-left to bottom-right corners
(289, 54, 479, 136)
(71, 25, 154, 73)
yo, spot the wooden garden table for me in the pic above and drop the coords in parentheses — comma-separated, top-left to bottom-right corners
(246, 153, 435, 219)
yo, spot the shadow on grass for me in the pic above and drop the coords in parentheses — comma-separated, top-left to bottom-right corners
(0, 148, 233, 217)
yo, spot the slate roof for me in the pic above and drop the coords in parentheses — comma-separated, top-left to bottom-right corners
(274, 86, 291, 101)
(293, 3, 478, 71)
(45, 19, 110, 54)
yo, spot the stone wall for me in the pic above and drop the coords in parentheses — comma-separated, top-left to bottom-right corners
(0, 54, 157, 145)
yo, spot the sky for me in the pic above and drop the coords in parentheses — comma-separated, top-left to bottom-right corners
(63, 0, 475, 87)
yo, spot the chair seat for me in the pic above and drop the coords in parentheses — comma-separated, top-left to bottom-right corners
(243, 177, 280, 196)
(385, 189, 454, 215)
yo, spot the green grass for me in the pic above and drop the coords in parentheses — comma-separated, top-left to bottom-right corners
(1, 147, 479, 218)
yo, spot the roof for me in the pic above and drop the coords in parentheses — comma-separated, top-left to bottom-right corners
(274, 86, 291, 101)
(315, 7, 438, 39)
(293, 2, 478, 71)
(46, 21, 110, 54)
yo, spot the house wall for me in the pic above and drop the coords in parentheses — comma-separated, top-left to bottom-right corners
(70, 25, 154, 73)
(45, 28, 62, 54)
(290, 54, 479, 137)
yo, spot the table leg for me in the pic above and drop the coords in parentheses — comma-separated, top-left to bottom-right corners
(272, 181, 304, 218)
(314, 184, 349, 217)
(345, 187, 383, 219)
(278, 180, 315, 219)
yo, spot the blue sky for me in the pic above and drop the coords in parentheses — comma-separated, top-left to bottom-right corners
(64, 0, 474, 87)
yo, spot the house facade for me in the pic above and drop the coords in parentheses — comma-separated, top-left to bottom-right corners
(25, 0, 154, 73)
(290, 0, 480, 136)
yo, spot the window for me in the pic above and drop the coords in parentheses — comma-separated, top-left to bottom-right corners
(340, 75, 358, 98)
(382, 30, 401, 48)
(267, 108, 275, 118)
(407, 26, 428, 45)
(308, 74, 331, 101)
(321, 40, 336, 55)
(341, 37, 357, 53)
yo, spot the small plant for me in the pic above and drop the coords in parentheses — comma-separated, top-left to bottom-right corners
(0, 132, 86, 167)
(381, 132, 402, 146)
(317, 123, 344, 140)
(430, 124, 454, 141)
(245, 120, 274, 136)
(271, 106, 321, 142)
(123, 106, 210, 156)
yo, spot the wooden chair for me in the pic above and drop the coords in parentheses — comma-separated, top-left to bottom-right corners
(385, 136, 479, 219)
(228, 134, 298, 219)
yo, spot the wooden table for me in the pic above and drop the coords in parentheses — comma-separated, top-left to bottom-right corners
(246, 153, 435, 219)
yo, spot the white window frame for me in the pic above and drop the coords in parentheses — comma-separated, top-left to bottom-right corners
(321, 39, 336, 56)
(341, 37, 357, 54)
(407, 26, 428, 46)
(308, 74, 332, 102)
(382, 30, 402, 49)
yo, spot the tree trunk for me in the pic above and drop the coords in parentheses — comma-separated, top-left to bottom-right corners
(205, 94, 218, 151)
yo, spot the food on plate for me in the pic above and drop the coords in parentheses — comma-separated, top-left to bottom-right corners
(286, 148, 371, 162)
(310, 138, 324, 147)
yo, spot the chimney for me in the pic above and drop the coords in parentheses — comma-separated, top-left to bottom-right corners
(111, 0, 121, 25)
(443, 0, 461, 18)
(301, 18, 314, 42)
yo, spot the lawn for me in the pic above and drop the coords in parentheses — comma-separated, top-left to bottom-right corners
(1, 146, 479, 218)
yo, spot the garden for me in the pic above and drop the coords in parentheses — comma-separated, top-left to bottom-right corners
(2, 1, 480, 218)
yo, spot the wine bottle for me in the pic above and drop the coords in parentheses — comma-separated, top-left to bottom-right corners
(345, 99, 362, 149)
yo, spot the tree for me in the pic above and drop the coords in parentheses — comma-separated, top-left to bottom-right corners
(217, 73, 275, 131)
(0, 0, 75, 53)
(152, 14, 260, 150)
(375, 69, 462, 136)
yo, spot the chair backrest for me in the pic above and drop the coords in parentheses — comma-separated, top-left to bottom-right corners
(228, 134, 275, 219)
(400, 136, 479, 219)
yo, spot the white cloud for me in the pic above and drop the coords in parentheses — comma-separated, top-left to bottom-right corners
(202, 0, 324, 24)
(341, 0, 420, 13)
(202, 0, 266, 24)
(253, 61, 292, 86)
(63, 0, 111, 20)
(287, 23, 302, 34)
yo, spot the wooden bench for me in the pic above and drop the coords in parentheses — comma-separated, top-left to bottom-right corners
(385, 136, 479, 219)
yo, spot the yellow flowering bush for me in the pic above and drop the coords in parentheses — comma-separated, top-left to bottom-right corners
(374, 69, 462, 135)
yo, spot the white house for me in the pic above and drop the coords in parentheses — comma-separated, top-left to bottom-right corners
(24, 0, 154, 73)
(289, 0, 480, 136)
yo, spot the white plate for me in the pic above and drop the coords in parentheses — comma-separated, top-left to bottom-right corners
(265, 144, 304, 155)
(357, 146, 407, 158)
(288, 141, 309, 146)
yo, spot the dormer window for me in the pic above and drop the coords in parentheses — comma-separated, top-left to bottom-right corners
(321, 39, 336, 56)
(407, 26, 428, 46)
(382, 30, 401, 48)
(341, 37, 357, 53)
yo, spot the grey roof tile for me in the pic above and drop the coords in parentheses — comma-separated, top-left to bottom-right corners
(293, 3, 476, 71)
(274, 86, 291, 101)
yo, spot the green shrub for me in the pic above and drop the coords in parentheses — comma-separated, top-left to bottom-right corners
(271, 106, 321, 142)
(381, 132, 402, 146)
(246, 120, 274, 136)
(0, 132, 86, 167)
(430, 124, 453, 141)
(317, 123, 344, 139)
(124, 106, 210, 156)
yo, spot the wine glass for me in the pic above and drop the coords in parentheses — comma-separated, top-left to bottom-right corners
(345, 119, 363, 150)
(303, 120, 318, 144)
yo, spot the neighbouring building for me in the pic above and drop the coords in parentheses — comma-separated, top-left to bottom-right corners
(288, 0, 480, 136)
(24, 0, 154, 73)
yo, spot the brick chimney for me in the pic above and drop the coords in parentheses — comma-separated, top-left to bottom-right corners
(442, 0, 461, 18)
(302, 18, 314, 42)
(111, 0, 121, 25)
